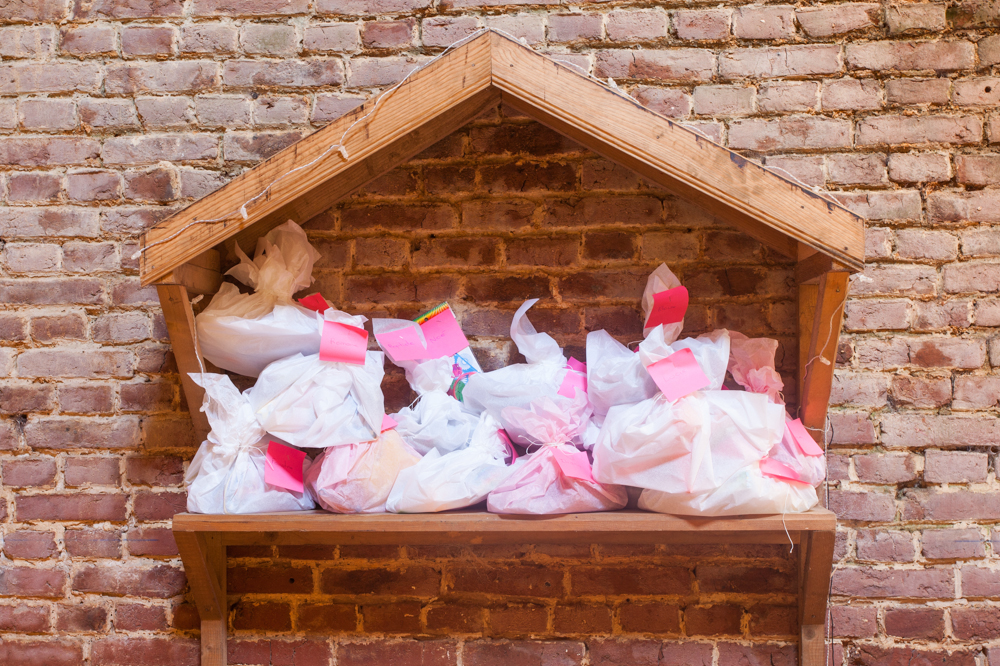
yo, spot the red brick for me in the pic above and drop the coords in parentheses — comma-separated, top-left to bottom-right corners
(0, 604, 50, 632)
(241, 24, 298, 56)
(487, 604, 547, 637)
(882, 414, 999, 448)
(685, 605, 742, 636)
(889, 376, 951, 408)
(0, 639, 83, 666)
(718, 643, 796, 666)
(114, 603, 167, 631)
(571, 565, 689, 596)
(72, 563, 185, 598)
(0, 566, 66, 597)
(480, 162, 577, 194)
(125, 455, 184, 486)
(721, 45, 842, 78)
(699, 566, 794, 595)
(548, 14, 602, 43)
(857, 115, 982, 146)
(421, 16, 479, 47)
(127, 527, 178, 557)
(64, 528, 121, 558)
(64, 456, 119, 486)
(922, 527, 984, 560)
(321, 566, 438, 596)
(747, 604, 795, 637)
(797, 4, 878, 37)
(424, 604, 484, 633)
(348, 55, 431, 87)
(297, 603, 357, 633)
(180, 23, 239, 54)
(55, 605, 107, 633)
(730, 117, 850, 152)
(606, 10, 668, 41)
(360, 601, 421, 633)
(2, 457, 56, 487)
(91, 637, 198, 666)
(451, 564, 562, 598)
(828, 490, 896, 522)
(121, 26, 175, 57)
(853, 453, 918, 484)
(831, 605, 877, 638)
(847, 40, 975, 72)
(464, 641, 584, 666)
(732, 5, 795, 39)
(952, 607, 1000, 640)
(856, 529, 915, 562)
(903, 488, 1000, 521)
(673, 9, 731, 40)
(832, 567, 953, 598)
(362, 19, 414, 49)
(24, 417, 139, 450)
(337, 640, 457, 666)
(595, 49, 715, 82)
(17, 493, 127, 522)
(3, 530, 57, 559)
(924, 450, 988, 483)
(617, 602, 680, 634)
(134, 490, 186, 520)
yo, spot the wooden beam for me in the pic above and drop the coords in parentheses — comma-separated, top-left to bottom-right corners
(156, 282, 211, 442)
(228, 86, 501, 257)
(799, 272, 849, 441)
(173, 249, 223, 296)
(174, 531, 227, 666)
(141, 31, 495, 285)
(799, 529, 835, 666)
(490, 33, 864, 269)
(796, 252, 835, 285)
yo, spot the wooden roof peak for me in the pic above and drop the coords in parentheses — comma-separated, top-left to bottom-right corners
(140, 29, 865, 286)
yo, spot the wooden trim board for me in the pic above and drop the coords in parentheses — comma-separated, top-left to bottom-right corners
(173, 509, 836, 666)
(141, 30, 864, 285)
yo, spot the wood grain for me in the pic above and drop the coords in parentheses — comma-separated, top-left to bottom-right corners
(156, 283, 210, 441)
(800, 272, 850, 440)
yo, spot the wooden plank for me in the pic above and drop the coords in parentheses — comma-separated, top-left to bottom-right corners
(156, 283, 211, 442)
(490, 33, 864, 269)
(798, 283, 819, 407)
(228, 87, 501, 257)
(173, 508, 837, 540)
(141, 32, 495, 285)
(800, 272, 849, 441)
(796, 252, 835, 285)
(173, 262, 223, 296)
(799, 529, 835, 666)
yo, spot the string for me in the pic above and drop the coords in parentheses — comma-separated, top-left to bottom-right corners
(802, 304, 846, 372)
(134, 29, 859, 263)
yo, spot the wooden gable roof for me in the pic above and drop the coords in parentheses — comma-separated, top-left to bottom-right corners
(139, 30, 865, 286)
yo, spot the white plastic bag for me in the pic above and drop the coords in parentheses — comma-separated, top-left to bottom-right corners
(185, 374, 315, 514)
(486, 396, 627, 515)
(247, 310, 385, 449)
(642, 263, 686, 339)
(728, 331, 784, 404)
(586, 330, 658, 417)
(638, 463, 818, 516)
(305, 429, 421, 513)
(196, 221, 323, 377)
(386, 413, 518, 513)
(462, 300, 591, 447)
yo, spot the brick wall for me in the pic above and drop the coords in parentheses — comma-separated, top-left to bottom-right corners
(1, 1, 998, 664)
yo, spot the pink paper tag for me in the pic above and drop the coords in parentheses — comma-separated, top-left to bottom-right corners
(646, 347, 710, 402)
(297, 293, 329, 314)
(420, 306, 469, 358)
(319, 321, 368, 365)
(374, 325, 428, 362)
(567, 357, 586, 373)
(760, 457, 801, 482)
(785, 418, 824, 457)
(551, 448, 595, 483)
(645, 286, 689, 328)
(381, 414, 397, 432)
(498, 428, 517, 464)
(557, 368, 587, 399)
(264, 441, 306, 493)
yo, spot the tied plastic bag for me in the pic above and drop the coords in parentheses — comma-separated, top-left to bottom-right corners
(487, 396, 627, 515)
(386, 413, 519, 513)
(463, 300, 591, 448)
(305, 429, 421, 513)
(642, 263, 686, 339)
(728, 332, 784, 404)
(185, 374, 315, 514)
(638, 463, 818, 516)
(373, 316, 481, 455)
(247, 309, 385, 449)
(197, 221, 323, 377)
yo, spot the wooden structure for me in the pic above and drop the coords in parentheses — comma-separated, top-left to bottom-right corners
(174, 509, 837, 666)
(142, 29, 864, 666)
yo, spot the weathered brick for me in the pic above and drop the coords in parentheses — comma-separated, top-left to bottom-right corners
(595, 50, 715, 82)
(924, 449, 989, 483)
(547, 14, 601, 43)
(64, 456, 120, 486)
(79, 99, 140, 131)
(887, 3, 947, 33)
(2, 457, 57, 487)
(857, 115, 982, 146)
(0, 137, 100, 167)
(847, 40, 975, 72)
(903, 489, 1000, 521)
(180, 23, 238, 54)
(922, 528, 985, 560)
(884, 607, 944, 639)
(103, 134, 217, 165)
(829, 490, 896, 522)
(831, 605, 877, 638)
(732, 5, 795, 40)
(796, 4, 878, 37)
(720, 46, 842, 79)
(606, 10, 668, 41)
(729, 117, 851, 152)
(888, 152, 951, 183)
(631, 87, 692, 118)
(886, 78, 951, 106)
(832, 567, 952, 598)
(930, 190, 1000, 223)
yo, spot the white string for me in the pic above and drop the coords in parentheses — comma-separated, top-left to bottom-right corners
(134, 28, 860, 264)
(803, 304, 846, 372)
(781, 484, 793, 554)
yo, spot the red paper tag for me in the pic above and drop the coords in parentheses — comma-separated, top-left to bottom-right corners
(319, 321, 368, 365)
(381, 414, 397, 432)
(646, 348, 710, 401)
(298, 293, 329, 313)
(645, 286, 689, 328)
(785, 418, 824, 456)
(551, 448, 595, 483)
(760, 457, 800, 482)
(264, 441, 306, 493)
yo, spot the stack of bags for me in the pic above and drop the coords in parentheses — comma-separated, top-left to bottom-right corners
(184, 221, 823, 517)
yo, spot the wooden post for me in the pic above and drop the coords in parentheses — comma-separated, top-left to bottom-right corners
(175, 531, 227, 666)
(798, 529, 835, 666)
(798, 271, 849, 441)
(156, 281, 211, 443)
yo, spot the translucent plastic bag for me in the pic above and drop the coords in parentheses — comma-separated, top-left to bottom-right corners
(373, 318, 481, 455)
(487, 396, 627, 515)
(638, 463, 818, 516)
(386, 413, 519, 513)
(185, 374, 315, 514)
(462, 300, 591, 448)
(728, 331, 784, 404)
(247, 310, 385, 449)
(196, 221, 323, 377)
(642, 263, 686, 339)
(304, 429, 421, 513)
(586, 330, 658, 417)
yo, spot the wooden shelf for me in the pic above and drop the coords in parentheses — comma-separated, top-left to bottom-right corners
(173, 508, 836, 666)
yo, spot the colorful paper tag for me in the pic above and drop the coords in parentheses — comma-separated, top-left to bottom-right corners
(417, 303, 469, 358)
(785, 418, 824, 457)
(497, 428, 517, 465)
(645, 286, 689, 329)
(374, 324, 427, 362)
(646, 347, 710, 402)
(557, 367, 588, 399)
(319, 320, 368, 365)
(298, 293, 329, 314)
(551, 448, 595, 483)
(264, 441, 306, 493)
(567, 357, 586, 373)
(760, 457, 800, 482)
(381, 414, 397, 432)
